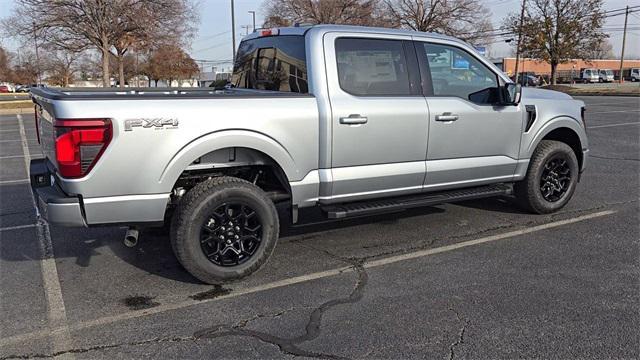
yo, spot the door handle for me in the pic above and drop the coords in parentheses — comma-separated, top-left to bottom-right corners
(435, 113, 459, 122)
(340, 114, 368, 125)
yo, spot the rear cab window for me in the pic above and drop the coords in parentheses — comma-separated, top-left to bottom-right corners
(231, 35, 308, 93)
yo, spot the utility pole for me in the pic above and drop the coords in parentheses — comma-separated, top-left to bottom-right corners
(248, 10, 256, 32)
(241, 25, 251, 36)
(32, 21, 41, 85)
(231, 0, 236, 62)
(618, 5, 629, 84)
(513, 0, 526, 85)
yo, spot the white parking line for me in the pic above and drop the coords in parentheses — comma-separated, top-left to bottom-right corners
(17, 114, 75, 357)
(0, 179, 30, 185)
(0, 209, 615, 349)
(583, 102, 640, 106)
(587, 109, 640, 114)
(588, 122, 640, 129)
(0, 155, 25, 159)
(0, 224, 36, 232)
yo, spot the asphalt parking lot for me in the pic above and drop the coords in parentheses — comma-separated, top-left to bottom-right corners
(0, 96, 638, 359)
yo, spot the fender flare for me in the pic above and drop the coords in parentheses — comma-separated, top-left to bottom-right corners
(525, 116, 587, 158)
(158, 130, 299, 191)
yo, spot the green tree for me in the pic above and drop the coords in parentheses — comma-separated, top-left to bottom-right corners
(503, 0, 608, 84)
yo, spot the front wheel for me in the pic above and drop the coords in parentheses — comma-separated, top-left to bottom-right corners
(515, 140, 579, 214)
(171, 176, 279, 284)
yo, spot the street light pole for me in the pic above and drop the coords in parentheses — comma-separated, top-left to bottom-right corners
(513, 0, 526, 85)
(32, 21, 41, 85)
(248, 10, 256, 32)
(241, 25, 251, 36)
(618, 5, 629, 84)
(231, 0, 236, 62)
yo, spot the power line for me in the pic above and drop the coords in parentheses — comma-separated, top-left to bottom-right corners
(459, 5, 640, 38)
(192, 31, 231, 44)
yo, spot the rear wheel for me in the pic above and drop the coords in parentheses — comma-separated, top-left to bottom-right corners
(171, 177, 279, 284)
(515, 140, 579, 214)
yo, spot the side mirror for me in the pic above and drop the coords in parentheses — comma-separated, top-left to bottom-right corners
(504, 83, 522, 105)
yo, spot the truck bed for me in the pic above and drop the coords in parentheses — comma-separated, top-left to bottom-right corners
(30, 86, 313, 100)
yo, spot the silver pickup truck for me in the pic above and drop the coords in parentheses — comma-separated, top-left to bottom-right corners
(30, 25, 588, 284)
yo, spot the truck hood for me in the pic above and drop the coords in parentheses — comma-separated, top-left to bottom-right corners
(521, 87, 573, 100)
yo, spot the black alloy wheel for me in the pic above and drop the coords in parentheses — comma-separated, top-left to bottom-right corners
(200, 203, 263, 267)
(539, 156, 572, 202)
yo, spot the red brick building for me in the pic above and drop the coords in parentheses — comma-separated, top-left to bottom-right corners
(501, 58, 640, 80)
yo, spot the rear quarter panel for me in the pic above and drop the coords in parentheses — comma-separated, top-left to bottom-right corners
(48, 97, 319, 198)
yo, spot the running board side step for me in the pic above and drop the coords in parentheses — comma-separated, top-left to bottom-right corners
(322, 184, 513, 219)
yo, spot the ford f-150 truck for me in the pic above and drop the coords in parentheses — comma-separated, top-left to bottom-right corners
(30, 25, 588, 284)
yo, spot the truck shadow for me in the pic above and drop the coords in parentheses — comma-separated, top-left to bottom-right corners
(1, 192, 524, 285)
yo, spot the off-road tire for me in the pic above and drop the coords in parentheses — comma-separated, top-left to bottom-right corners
(515, 140, 579, 214)
(171, 176, 279, 284)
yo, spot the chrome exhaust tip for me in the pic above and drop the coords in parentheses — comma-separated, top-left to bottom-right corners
(124, 227, 139, 247)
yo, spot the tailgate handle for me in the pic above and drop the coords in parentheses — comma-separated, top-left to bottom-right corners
(340, 114, 368, 125)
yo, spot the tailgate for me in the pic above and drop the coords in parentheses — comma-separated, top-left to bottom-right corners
(34, 102, 57, 166)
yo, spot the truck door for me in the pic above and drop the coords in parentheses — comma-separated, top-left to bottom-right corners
(323, 33, 429, 202)
(414, 40, 523, 191)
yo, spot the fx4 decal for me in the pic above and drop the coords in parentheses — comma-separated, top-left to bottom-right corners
(124, 118, 179, 131)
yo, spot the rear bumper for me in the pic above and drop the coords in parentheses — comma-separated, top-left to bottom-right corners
(30, 159, 86, 227)
(581, 149, 589, 173)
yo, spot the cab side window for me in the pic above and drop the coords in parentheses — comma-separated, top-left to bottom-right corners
(422, 43, 499, 104)
(335, 38, 412, 96)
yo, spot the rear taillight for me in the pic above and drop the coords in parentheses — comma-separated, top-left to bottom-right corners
(54, 119, 112, 178)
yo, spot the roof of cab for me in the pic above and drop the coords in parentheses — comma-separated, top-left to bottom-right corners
(242, 24, 463, 44)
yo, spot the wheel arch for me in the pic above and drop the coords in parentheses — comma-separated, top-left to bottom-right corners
(159, 130, 298, 193)
(526, 118, 586, 170)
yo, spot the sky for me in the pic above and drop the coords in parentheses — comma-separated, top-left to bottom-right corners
(1, 0, 638, 72)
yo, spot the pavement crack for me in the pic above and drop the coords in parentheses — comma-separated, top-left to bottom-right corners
(589, 154, 640, 162)
(232, 307, 299, 329)
(0, 336, 195, 360)
(193, 262, 368, 360)
(447, 305, 469, 360)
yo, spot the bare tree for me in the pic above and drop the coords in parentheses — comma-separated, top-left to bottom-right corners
(142, 44, 199, 87)
(0, 46, 12, 81)
(503, 0, 608, 84)
(263, 0, 391, 27)
(587, 39, 614, 60)
(44, 49, 81, 87)
(109, 0, 197, 88)
(9, 50, 39, 85)
(5, 0, 197, 88)
(383, 0, 493, 44)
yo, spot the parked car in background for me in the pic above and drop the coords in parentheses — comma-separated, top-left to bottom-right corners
(0, 85, 10, 93)
(578, 68, 599, 83)
(16, 85, 30, 93)
(630, 68, 640, 82)
(510, 73, 539, 87)
(0, 83, 16, 92)
(598, 69, 614, 83)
